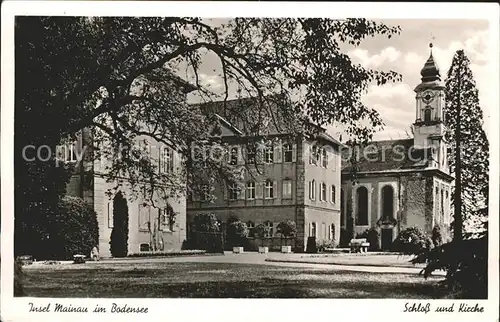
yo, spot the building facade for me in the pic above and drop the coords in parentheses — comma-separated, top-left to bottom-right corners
(340, 44, 454, 249)
(186, 111, 343, 251)
(63, 75, 193, 258)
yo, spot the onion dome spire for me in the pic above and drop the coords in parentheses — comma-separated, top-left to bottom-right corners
(420, 41, 441, 82)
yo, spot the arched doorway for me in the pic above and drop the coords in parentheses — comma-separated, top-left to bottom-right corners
(110, 192, 129, 257)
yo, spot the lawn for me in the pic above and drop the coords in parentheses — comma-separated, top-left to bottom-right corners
(20, 261, 450, 298)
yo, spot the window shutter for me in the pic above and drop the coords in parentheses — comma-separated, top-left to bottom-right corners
(273, 181, 278, 199)
(107, 202, 113, 228)
(171, 150, 177, 173)
(237, 146, 245, 165)
(256, 182, 263, 199)
(292, 143, 297, 162)
(223, 185, 228, 201)
(274, 141, 282, 163)
(238, 183, 245, 200)
(256, 145, 264, 164)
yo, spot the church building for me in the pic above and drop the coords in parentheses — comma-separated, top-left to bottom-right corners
(340, 43, 454, 250)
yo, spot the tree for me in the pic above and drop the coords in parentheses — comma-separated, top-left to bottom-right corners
(276, 220, 297, 246)
(15, 17, 401, 249)
(110, 192, 129, 257)
(254, 223, 269, 247)
(226, 221, 249, 247)
(444, 50, 489, 239)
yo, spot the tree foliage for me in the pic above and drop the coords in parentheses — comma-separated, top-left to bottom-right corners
(444, 50, 489, 235)
(15, 16, 401, 203)
(226, 221, 249, 247)
(392, 226, 433, 256)
(15, 17, 402, 253)
(412, 225, 487, 299)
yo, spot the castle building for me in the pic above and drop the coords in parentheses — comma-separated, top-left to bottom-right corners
(63, 75, 194, 257)
(186, 98, 343, 251)
(340, 43, 454, 249)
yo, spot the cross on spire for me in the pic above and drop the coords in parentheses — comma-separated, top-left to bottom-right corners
(429, 33, 436, 49)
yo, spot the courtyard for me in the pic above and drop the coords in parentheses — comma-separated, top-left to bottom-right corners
(20, 253, 450, 298)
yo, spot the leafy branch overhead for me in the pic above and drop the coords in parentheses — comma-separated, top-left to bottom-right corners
(16, 17, 401, 205)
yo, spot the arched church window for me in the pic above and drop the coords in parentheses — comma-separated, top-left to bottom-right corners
(424, 108, 432, 122)
(381, 185, 394, 219)
(356, 186, 368, 226)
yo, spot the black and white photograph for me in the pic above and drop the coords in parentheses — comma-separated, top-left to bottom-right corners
(1, 1, 499, 321)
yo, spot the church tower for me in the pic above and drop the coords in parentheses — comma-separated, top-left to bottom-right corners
(413, 42, 449, 173)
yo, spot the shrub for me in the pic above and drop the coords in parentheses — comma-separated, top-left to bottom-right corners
(356, 228, 380, 251)
(226, 221, 249, 247)
(317, 239, 336, 252)
(305, 237, 318, 253)
(40, 196, 99, 260)
(276, 220, 297, 246)
(339, 228, 350, 247)
(191, 213, 223, 253)
(110, 192, 129, 257)
(14, 260, 24, 296)
(412, 232, 487, 299)
(432, 225, 443, 247)
(392, 226, 433, 255)
(254, 223, 269, 246)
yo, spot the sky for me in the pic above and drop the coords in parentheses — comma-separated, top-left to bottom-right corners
(181, 19, 492, 141)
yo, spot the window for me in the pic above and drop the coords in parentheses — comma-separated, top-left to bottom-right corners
(282, 180, 292, 199)
(441, 190, 445, 221)
(309, 180, 316, 200)
(162, 148, 174, 173)
(311, 222, 316, 237)
(66, 142, 78, 162)
(341, 189, 345, 226)
(320, 182, 327, 201)
(162, 208, 176, 232)
(246, 182, 256, 200)
(322, 149, 328, 168)
(330, 224, 335, 241)
(265, 180, 274, 199)
(265, 146, 274, 163)
(107, 202, 113, 228)
(356, 186, 369, 225)
(424, 108, 432, 122)
(247, 144, 256, 164)
(200, 184, 209, 201)
(247, 221, 255, 237)
(331, 185, 336, 203)
(230, 147, 238, 165)
(139, 204, 151, 231)
(381, 185, 394, 218)
(283, 144, 293, 162)
(309, 146, 318, 165)
(265, 221, 274, 237)
(229, 184, 238, 200)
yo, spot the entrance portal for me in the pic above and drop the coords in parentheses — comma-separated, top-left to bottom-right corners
(381, 228, 393, 251)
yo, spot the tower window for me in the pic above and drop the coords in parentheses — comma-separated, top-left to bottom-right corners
(424, 108, 432, 122)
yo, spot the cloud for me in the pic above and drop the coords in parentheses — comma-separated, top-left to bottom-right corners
(364, 83, 413, 99)
(349, 46, 402, 68)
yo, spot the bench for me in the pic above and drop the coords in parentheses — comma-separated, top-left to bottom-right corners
(73, 254, 86, 264)
(349, 238, 370, 253)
